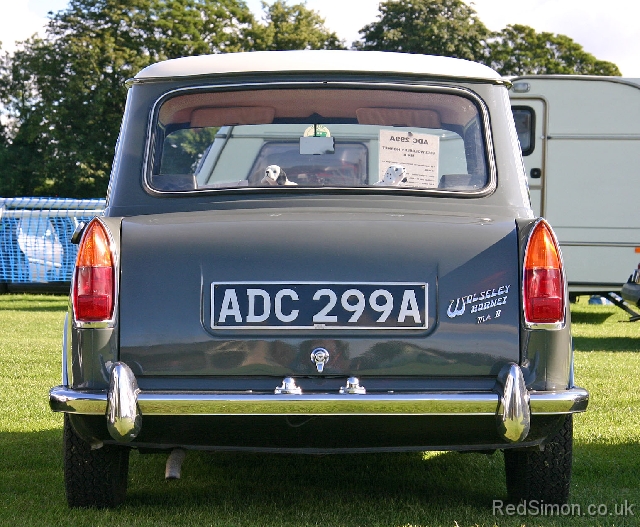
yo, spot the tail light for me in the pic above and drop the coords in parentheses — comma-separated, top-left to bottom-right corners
(73, 219, 114, 322)
(523, 219, 565, 325)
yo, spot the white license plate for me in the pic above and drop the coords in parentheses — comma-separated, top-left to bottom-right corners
(211, 282, 428, 330)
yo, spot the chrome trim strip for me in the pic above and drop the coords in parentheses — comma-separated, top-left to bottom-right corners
(50, 386, 588, 416)
(559, 241, 640, 248)
(141, 81, 497, 200)
(509, 75, 640, 92)
(547, 134, 640, 140)
(61, 313, 69, 386)
(132, 71, 510, 87)
(526, 321, 565, 330)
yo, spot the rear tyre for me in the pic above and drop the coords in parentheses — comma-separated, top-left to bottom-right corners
(504, 414, 573, 504)
(63, 415, 130, 508)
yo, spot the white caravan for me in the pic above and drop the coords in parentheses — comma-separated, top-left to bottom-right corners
(509, 76, 640, 298)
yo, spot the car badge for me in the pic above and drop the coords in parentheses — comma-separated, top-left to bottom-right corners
(310, 348, 330, 373)
(447, 298, 466, 318)
(447, 284, 511, 319)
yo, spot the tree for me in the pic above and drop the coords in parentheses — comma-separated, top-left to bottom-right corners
(487, 24, 621, 76)
(151, 0, 256, 56)
(357, 0, 490, 62)
(250, 0, 344, 51)
(356, 1, 620, 77)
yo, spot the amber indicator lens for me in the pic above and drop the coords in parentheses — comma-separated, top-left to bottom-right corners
(524, 221, 564, 324)
(73, 220, 114, 321)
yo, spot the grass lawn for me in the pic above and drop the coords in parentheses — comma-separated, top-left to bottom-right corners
(0, 294, 638, 526)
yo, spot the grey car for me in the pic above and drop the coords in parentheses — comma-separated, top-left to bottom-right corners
(49, 50, 588, 508)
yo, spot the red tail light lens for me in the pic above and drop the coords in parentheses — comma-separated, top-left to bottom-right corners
(73, 219, 114, 322)
(523, 220, 565, 324)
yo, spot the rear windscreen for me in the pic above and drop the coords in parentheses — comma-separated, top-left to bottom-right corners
(149, 87, 490, 193)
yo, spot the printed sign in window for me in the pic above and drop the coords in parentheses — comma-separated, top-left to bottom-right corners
(378, 130, 439, 188)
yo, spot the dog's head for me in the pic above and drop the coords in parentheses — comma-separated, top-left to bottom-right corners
(262, 165, 297, 186)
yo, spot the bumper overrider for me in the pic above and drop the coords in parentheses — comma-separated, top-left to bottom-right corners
(50, 362, 588, 445)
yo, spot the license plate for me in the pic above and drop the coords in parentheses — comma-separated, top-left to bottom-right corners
(211, 282, 428, 330)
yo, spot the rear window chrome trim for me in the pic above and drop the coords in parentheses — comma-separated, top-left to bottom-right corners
(142, 81, 497, 199)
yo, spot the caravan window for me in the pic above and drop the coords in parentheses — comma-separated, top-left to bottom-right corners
(512, 106, 535, 156)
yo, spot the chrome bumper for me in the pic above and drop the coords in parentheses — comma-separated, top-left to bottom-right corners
(50, 362, 588, 444)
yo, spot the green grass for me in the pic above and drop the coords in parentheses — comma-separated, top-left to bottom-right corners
(0, 294, 639, 526)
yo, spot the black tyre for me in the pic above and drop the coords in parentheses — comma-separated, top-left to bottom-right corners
(63, 415, 130, 508)
(504, 414, 573, 504)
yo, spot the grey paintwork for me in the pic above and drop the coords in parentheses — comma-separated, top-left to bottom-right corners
(118, 208, 520, 380)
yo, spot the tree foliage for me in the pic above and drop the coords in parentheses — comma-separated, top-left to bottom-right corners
(487, 24, 621, 76)
(357, 0, 620, 76)
(0, 0, 341, 198)
(357, 0, 490, 62)
(251, 0, 344, 51)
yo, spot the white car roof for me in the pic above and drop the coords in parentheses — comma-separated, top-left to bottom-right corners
(135, 50, 502, 83)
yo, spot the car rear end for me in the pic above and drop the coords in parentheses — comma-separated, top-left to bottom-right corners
(49, 50, 587, 507)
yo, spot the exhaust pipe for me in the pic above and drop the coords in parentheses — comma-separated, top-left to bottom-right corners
(165, 448, 186, 480)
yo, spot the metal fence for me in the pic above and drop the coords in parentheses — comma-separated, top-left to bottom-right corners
(0, 197, 106, 285)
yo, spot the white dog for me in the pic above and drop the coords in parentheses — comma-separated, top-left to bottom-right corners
(375, 165, 407, 186)
(261, 165, 297, 186)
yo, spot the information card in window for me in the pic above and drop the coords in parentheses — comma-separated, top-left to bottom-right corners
(378, 130, 440, 188)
